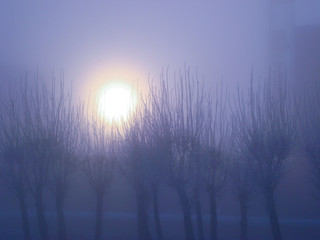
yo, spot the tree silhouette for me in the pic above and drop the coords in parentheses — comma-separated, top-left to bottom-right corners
(229, 148, 254, 240)
(150, 70, 205, 240)
(233, 76, 294, 240)
(81, 116, 117, 240)
(0, 78, 83, 240)
(119, 105, 155, 240)
(0, 79, 71, 240)
(298, 80, 320, 197)
(202, 86, 229, 240)
(142, 93, 166, 240)
(0, 81, 31, 240)
(47, 79, 83, 240)
(21, 79, 77, 240)
(231, 88, 257, 240)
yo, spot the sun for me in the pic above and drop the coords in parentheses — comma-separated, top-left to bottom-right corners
(98, 83, 137, 122)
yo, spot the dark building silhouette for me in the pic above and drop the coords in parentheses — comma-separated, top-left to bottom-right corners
(268, 0, 320, 90)
(294, 25, 320, 89)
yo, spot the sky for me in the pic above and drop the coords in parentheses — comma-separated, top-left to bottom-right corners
(1, 1, 319, 98)
(295, 0, 320, 25)
(0, 1, 271, 96)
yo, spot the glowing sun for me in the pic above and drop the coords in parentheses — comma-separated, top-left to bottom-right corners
(98, 83, 137, 122)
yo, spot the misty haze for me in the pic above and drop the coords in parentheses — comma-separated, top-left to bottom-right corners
(0, 1, 320, 240)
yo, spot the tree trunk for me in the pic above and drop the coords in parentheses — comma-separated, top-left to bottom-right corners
(194, 187, 204, 240)
(208, 190, 218, 240)
(152, 186, 163, 240)
(266, 193, 282, 240)
(94, 191, 104, 240)
(136, 189, 152, 240)
(35, 187, 49, 240)
(176, 185, 195, 240)
(239, 198, 248, 240)
(55, 194, 66, 240)
(18, 191, 31, 240)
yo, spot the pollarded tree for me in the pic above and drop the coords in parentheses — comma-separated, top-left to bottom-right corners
(81, 116, 117, 240)
(298, 80, 320, 196)
(202, 87, 229, 240)
(229, 148, 254, 240)
(0, 78, 80, 240)
(141, 93, 167, 240)
(48, 79, 83, 240)
(21, 78, 75, 240)
(0, 81, 31, 240)
(189, 134, 205, 240)
(234, 76, 295, 240)
(119, 104, 154, 240)
(231, 89, 256, 240)
(151, 70, 205, 240)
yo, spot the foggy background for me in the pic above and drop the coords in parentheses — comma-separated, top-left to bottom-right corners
(0, 0, 320, 239)
(0, 1, 319, 91)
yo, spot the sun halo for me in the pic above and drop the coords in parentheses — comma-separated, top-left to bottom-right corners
(97, 83, 137, 123)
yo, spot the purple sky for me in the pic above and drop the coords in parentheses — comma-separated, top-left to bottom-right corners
(0, 0, 319, 96)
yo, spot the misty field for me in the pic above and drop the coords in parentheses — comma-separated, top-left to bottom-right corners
(1, 212, 320, 240)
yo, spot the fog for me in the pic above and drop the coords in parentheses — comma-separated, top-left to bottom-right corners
(0, 1, 319, 240)
(0, 1, 271, 91)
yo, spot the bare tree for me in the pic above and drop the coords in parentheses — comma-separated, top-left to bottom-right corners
(0, 78, 71, 240)
(143, 96, 166, 240)
(202, 87, 229, 240)
(0, 82, 32, 240)
(190, 137, 205, 240)
(298, 80, 320, 196)
(21, 78, 75, 240)
(233, 76, 294, 240)
(231, 90, 256, 240)
(81, 116, 116, 240)
(119, 105, 154, 240)
(119, 80, 175, 240)
(150, 70, 205, 240)
(229, 148, 254, 240)
(48, 79, 83, 240)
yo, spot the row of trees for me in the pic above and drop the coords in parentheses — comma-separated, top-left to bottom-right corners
(0, 79, 83, 240)
(0, 72, 319, 240)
